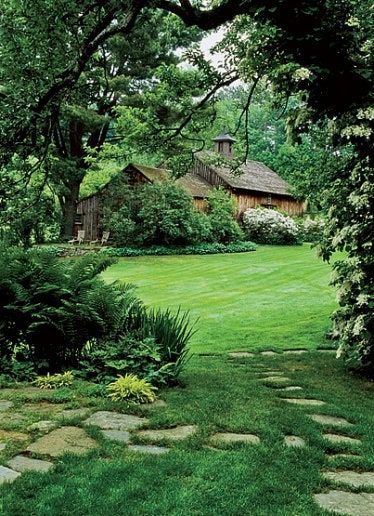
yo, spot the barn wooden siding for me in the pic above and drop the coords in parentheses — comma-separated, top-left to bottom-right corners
(233, 191, 304, 217)
(191, 160, 226, 188)
(75, 195, 102, 241)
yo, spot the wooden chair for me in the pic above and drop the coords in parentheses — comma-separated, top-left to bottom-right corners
(68, 230, 85, 244)
(101, 231, 110, 246)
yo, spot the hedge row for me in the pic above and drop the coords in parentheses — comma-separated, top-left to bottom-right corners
(101, 242, 257, 257)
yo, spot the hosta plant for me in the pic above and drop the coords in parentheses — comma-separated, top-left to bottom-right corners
(107, 374, 157, 403)
(34, 371, 74, 389)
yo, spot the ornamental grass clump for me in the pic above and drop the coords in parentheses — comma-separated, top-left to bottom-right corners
(107, 374, 157, 403)
(242, 208, 300, 245)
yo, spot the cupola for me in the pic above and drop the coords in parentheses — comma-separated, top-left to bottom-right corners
(213, 132, 236, 159)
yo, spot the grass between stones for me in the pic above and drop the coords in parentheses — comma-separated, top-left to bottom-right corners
(0, 353, 373, 515)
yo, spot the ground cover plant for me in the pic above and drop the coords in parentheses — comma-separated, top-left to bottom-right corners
(103, 245, 337, 353)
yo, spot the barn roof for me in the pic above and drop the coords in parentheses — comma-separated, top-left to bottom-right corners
(129, 163, 212, 198)
(196, 152, 292, 196)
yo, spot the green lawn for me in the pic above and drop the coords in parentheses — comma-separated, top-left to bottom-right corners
(103, 245, 337, 353)
(2, 246, 373, 516)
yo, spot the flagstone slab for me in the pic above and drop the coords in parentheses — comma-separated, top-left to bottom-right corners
(137, 425, 197, 442)
(7, 455, 53, 473)
(322, 470, 374, 488)
(0, 412, 27, 424)
(0, 443, 6, 451)
(101, 430, 131, 443)
(228, 352, 255, 358)
(84, 411, 148, 431)
(263, 376, 291, 383)
(128, 445, 170, 455)
(59, 408, 91, 419)
(0, 465, 21, 484)
(326, 453, 361, 461)
(282, 398, 326, 406)
(323, 433, 362, 446)
(260, 351, 278, 356)
(314, 490, 374, 515)
(209, 433, 260, 445)
(24, 402, 64, 414)
(0, 430, 29, 441)
(278, 386, 303, 392)
(0, 400, 14, 411)
(284, 349, 308, 354)
(28, 420, 57, 432)
(308, 414, 354, 428)
(284, 435, 306, 448)
(27, 426, 97, 457)
(257, 371, 284, 376)
(316, 349, 337, 354)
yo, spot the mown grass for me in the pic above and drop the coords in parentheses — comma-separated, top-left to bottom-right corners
(1, 246, 372, 516)
(103, 245, 337, 353)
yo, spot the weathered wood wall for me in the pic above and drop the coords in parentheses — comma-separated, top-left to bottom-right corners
(233, 191, 305, 217)
(191, 161, 226, 187)
(75, 195, 102, 241)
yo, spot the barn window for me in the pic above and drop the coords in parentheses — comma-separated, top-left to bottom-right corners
(74, 214, 83, 224)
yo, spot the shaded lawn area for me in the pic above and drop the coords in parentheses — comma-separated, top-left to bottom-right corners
(1, 354, 373, 515)
(102, 245, 337, 353)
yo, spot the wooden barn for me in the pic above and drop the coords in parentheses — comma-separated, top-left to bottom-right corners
(73, 133, 304, 241)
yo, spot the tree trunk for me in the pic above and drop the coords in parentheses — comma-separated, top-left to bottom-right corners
(59, 182, 80, 240)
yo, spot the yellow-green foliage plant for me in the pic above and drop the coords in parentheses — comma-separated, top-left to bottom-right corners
(107, 374, 157, 404)
(34, 371, 74, 389)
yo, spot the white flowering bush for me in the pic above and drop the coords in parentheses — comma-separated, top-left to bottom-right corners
(242, 208, 300, 245)
(297, 217, 325, 243)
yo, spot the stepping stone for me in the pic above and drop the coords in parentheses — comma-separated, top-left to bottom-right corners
(308, 414, 354, 428)
(314, 490, 374, 515)
(209, 433, 260, 445)
(27, 426, 97, 457)
(262, 376, 291, 383)
(0, 443, 6, 452)
(0, 465, 21, 485)
(128, 445, 170, 455)
(0, 430, 28, 441)
(28, 420, 57, 432)
(0, 412, 26, 424)
(228, 352, 255, 358)
(84, 411, 147, 431)
(257, 371, 284, 376)
(316, 349, 336, 354)
(322, 470, 374, 488)
(7, 455, 53, 473)
(0, 400, 14, 411)
(283, 349, 308, 354)
(282, 398, 326, 406)
(323, 433, 362, 446)
(137, 425, 197, 442)
(278, 386, 303, 392)
(260, 351, 277, 356)
(59, 408, 91, 418)
(101, 430, 131, 443)
(24, 402, 64, 414)
(142, 400, 167, 409)
(284, 435, 306, 448)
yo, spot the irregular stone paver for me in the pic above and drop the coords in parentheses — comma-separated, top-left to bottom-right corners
(263, 376, 291, 383)
(284, 435, 306, 448)
(323, 433, 362, 446)
(284, 349, 308, 354)
(84, 411, 147, 431)
(314, 490, 374, 516)
(316, 349, 337, 354)
(0, 465, 21, 485)
(209, 433, 260, 445)
(0, 400, 14, 411)
(260, 351, 278, 356)
(7, 455, 53, 473)
(257, 371, 284, 375)
(128, 445, 170, 455)
(28, 420, 57, 432)
(60, 408, 91, 418)
(308, 414, 354, 428)
(282, 398, 326, 406)
(322, 470, 374, 488)
(27, 426, 97, 457)
(0, 430, 28, 441)
(24, 402, 64, 414)
(228, 352, 255, 358)
(278, 386, 303, 391)
(0, 412, 26, 424)
(0, 443, 6, 451)
(101, 430, 131, 443)
(137, 425, 197, 442)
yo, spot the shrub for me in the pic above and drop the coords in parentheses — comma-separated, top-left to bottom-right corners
(107, 374, 157, 404)
(297, 216, 325, 243)
(34, 371, 74, 389)
(206, 188, 244, 243)
(101, 241, 257, 257)
(242, 208, 300, 245)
